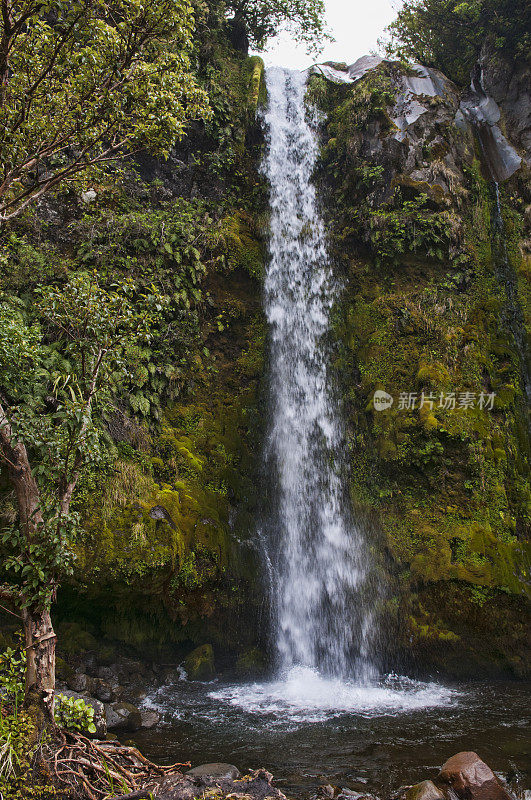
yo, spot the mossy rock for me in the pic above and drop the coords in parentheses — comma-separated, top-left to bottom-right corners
(235, 646, 266, 677)
(184, 643, 215, 680)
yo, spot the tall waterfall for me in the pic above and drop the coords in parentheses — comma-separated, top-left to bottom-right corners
(261, 67, 375, 681)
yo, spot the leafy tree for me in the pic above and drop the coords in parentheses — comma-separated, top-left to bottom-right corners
(222, 0, 328, 53)
(0, 273, 165, 727)
(383, 0, 530, 85)
(0, 0, 210, 222)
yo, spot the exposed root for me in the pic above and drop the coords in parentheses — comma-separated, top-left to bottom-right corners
(44, 729, 190, 799)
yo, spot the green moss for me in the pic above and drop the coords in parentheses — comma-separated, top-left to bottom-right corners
(311, 62, 530, 673)
(184, 643, 215, 679)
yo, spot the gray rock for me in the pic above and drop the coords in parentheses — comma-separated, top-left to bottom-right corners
(156, 767, 285, 800)
(183, 644, 215, 680)
(140, 710, 161, 729)
(130, 689, 148, 703)
(94, 679, 115, 703)
(479, 42, 531, 159)
(106, 701, 143, 732)
(97, 666, 116, 682)
(187, 763, 240, 780)
(149, 504, 176, 529)
(67, 672, 89, 693)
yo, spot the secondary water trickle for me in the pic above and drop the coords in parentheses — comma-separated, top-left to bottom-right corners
(259, 66, 375, 681)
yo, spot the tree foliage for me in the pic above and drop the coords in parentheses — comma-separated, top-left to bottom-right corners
(0, 273, 165, 609)
(0, 0, 210, 221)
(221, 0, 328, 52)
(383, 0, 530, 85)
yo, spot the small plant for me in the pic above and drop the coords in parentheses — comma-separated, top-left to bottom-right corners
(0, 644, 36, 796)
(54, 694, 97, 734)
(0, 643, 26, 716)
(0, 713, 34, 784)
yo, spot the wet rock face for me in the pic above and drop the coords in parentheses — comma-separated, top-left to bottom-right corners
(479, 44, 531, 159)
(459, 64, 522, 182)
(437, 752, 514, 800)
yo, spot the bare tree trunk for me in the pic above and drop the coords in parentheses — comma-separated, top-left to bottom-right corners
(22, 606, 56, 731)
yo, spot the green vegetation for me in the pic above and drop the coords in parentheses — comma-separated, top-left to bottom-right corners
(0, 17, 269, 684)
(383, 0, 530, 84)
(0, 0, 210, 222)
(0, 0, 280, 712)
(0, 273, 165, 722)
(0, 643, 37, 798)
(54, 695, 96, 734)
(311, 62, 529, 674)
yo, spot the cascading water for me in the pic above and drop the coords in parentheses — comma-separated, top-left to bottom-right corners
(260, 66, 375, 682)
(145, 65, 456, 722)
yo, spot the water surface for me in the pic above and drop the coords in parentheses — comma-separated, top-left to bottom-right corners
(133, 670, 530, 797)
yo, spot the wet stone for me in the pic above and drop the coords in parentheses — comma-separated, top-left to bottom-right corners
(406, 781, 445, 800)
(437, 752, 514, 800)
(140, 710, 161, 729)
(187, 764, 241, 780)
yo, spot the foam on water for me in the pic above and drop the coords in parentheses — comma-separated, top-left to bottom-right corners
(208, 667, 456, 722)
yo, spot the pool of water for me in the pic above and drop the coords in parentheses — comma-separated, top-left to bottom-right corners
(131, 668, 530, 798)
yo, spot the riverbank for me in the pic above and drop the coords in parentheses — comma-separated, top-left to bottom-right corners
(22, 747, 530, 800)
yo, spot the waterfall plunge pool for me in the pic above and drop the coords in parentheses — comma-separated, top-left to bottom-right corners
(131, 670, 530, 797)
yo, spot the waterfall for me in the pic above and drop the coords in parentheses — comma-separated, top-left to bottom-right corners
(261, 67, 375, 681)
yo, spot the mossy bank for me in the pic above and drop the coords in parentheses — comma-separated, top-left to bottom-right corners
(308, 58, 530, 677)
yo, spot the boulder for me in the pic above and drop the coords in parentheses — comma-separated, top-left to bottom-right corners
(187, 763, 240, 780)
(140, 710, 161, 729)
(156, 767, 286, 800)
(105, 701, 143, 732)
(97, 665, 116, 682)
(67, 672, 90, 694)
(437, 752, 513, 800)
(407, 782, 445, 800)
(183, 644, 215, 680)
(337, 792, 367, 800)
(93, 679, 115, 703)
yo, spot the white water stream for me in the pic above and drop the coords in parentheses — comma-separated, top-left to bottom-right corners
(260, 66, 375, 681)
